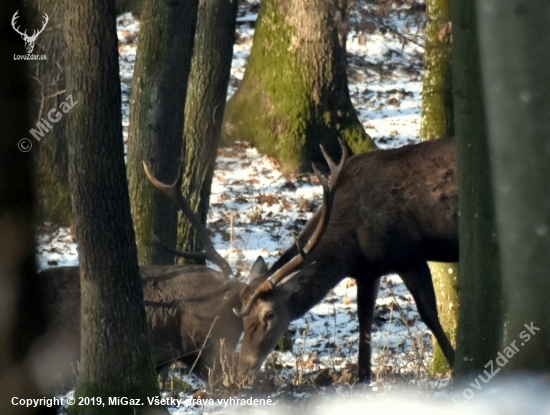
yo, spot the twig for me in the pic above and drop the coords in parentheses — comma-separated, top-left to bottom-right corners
(365, 15, 425, 49)
(188, 315, 220, 377)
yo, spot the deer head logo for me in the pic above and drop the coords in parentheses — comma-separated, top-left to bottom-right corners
(11, 11, 49, 54)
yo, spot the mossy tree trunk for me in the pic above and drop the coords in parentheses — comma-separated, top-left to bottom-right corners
(29, 0, 72, 226)
(222, 0, 375, 172)
(452, 0, 501, 382)
(477, 0, 550, 372)
(419, 0, 458, 375)
(64, 1, 165, 413)
(127, 0, 198, 265)
(176, 0, 238, 257)
(0, 3, 50, 412)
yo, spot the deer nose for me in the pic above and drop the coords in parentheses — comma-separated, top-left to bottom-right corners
(237, 359, 251, 376)
(237, 354, 260, 377)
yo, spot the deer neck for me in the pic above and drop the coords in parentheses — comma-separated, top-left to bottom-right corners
(286, 249, 355, 320)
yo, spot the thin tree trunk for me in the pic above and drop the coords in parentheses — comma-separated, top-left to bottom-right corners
(452, 0, 501, 381)
(176, 0, 238, 257)
(128, 0, 198, 265)
(29, 0, 72, 226)
(420, 0, 458, 375)
(222, 0, 375, 172)
(64, 0, 165, 413)
(477, 0, 550, 372)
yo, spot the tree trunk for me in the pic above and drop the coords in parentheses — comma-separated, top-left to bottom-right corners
(419, 0, 458, 375)
(64, 1, 164, 413)
(127, 0, 198, 265)
(29, 0, 72, 226)
(452, 0, 501, 381)
(116, 0, 144, 16)
(477, 0, 550, 372)
(176, 0, 238, 257)
(222, 0, 375, 172)
(0, 3, 51, 413)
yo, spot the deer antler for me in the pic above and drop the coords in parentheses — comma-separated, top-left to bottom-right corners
(143, 162, 233, 279)
(234, 139, 348, 318)
(11, 11, 26, 38)
(11, 11, 48, 40)
(32, 13, 49, 40)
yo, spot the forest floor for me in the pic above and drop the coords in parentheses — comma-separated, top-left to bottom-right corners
(37, 1, 459, 413)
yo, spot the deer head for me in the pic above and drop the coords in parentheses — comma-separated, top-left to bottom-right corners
(143, 140, 348, 379)
(234, 141, 348, 378)
(12, 11, 49, 54)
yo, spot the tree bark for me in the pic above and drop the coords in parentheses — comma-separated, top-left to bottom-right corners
(176, 0, 238, 257)
(29, 0, 72, 226)
(222, 0, 375, 172)
(64, 1, 165, 413)
(0, 3, 51, 413)
(116, 0, 144, 16)
(419, 0, 458, 375)
(452, 0, 501, 381)
(477, 0, 550, 372)
(127, 0, 198, 265)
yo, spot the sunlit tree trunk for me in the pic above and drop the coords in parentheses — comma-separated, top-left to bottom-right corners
(452, 0, 501, 381)
(419, 0, 458, 375)
(222, 0, 375, 172)
(478, 0, 550, 372)
(176, 0, 238, 257)
(64, 0, 165, 413)
(127, 0, 198, 265)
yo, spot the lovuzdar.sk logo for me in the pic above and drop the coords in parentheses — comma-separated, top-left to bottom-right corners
(12, 10, 48, 60)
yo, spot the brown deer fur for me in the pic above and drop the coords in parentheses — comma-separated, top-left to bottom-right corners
(236, 137, 457, 382)
(39, 265, 246, 391)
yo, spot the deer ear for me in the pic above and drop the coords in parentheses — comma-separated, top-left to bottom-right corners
(240, 256, 265, 302)
(250, 256, 268, 279)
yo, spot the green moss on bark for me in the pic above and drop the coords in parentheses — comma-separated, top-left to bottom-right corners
(420, 0, 457, 376)
(36, 169, 72, 226)
(420, 0, 453, 140)
(223, 0, 375, 172)
(429, 262, 459, 374)
(70, 356, 163, 415)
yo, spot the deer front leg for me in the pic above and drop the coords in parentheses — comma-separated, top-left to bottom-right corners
(355, 276, 380, 383)
(399, 261, 455, 369)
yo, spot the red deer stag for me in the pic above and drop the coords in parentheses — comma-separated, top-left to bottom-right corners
(39, 263, 249, 391)
(233, 137, 457, 382)
(39, 164, 264, 391)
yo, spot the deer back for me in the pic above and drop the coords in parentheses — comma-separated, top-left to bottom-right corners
(311, 136, 458, 273)
(39, 265, 245, 391)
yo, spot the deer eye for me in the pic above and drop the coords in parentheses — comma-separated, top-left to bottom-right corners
(263, 311, 274, 326)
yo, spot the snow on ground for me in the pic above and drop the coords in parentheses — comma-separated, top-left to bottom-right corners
(37, 1, 458, 413)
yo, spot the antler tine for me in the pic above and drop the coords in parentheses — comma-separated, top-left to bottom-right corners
(143, 161, 233, 278)
(37, 13, 49, 35)
(143, 161, 183, 200)
(292, 231, 306, 259)
(11, 11, 26, 36)
(320, 137, 348, 190)
(259, 160, 332, 287)
(152, 233, 209, 262)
